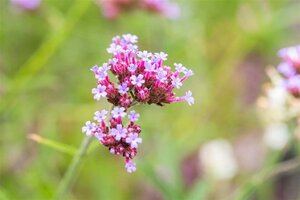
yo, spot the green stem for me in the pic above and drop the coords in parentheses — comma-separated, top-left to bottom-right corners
(54, 106, 114, 200)
(232, 158, 300, 200)
(53, 136, 93, 200)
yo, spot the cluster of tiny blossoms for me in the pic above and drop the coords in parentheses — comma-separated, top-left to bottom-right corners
(277, 45, 300, 98)
(98, 0, 180, 20)
(82, 34, 194, 173)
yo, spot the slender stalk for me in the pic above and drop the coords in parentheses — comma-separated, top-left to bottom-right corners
(232, 158, 300, 200)
(53, 136, 93, 200)
(53, 105, 114, 200)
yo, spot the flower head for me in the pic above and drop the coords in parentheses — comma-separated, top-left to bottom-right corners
(130, 74, 145, 87)
(128, 64, 137, 73)
(94, 130, 105, 140)
(94, 109, 108, 122)
(145, 61, 156, 72)
(128, 110, 140, 122)
(82, 34, 194, 173)
(154, 52, 168, 61)
(126, 133, 142, 148)
(137, 51, 152, 61)
(171, 75, 182, 89)
(174, 63, 187, 73)
(111, 124, 127, 141)
(118, 83, 129, 95)
(156, 68, 168, 83)
(125, 160, 136, 173)
(111, 107, 127, 118)
(184, 90, 194, 106)
(92, 85, 107, 100)
(82, 121, 97, 136)
(122, 34, 138, 44)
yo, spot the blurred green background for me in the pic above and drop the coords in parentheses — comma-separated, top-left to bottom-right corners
(1, 0, 300, 199)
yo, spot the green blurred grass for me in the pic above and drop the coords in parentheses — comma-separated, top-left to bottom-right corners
(1, 0, 300, 199)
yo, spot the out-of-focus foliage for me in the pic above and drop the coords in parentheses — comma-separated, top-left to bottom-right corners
(1, 0, 299, 199)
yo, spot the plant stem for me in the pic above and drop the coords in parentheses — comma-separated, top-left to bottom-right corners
(53, 135, 93, 200)
(232, 157, 300, 200)
(53, 105, 114, 200)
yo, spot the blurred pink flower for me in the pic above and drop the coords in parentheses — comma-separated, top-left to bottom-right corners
(97, 0, 180, 19)
(97, 0, 134, 19)
(142, 0, 180, 19)
(278, 45, 300, 68)
(11, 0, 40, 11)
(277, 45, 300, 98)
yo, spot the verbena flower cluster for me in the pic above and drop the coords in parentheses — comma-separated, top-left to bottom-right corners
(82, 34, 194, 173)
(277, 45, 300, 98)
(98, 0, 180, 20)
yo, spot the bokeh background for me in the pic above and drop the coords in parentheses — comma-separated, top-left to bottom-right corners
(1, 0, 300, 199)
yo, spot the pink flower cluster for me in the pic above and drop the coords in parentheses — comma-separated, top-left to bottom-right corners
(98, 0, 180, 20)
(142, 0, 180, 19)
(11, 0, 40, 11)
(82, 34, 194, 173)
(82, 108, 142, 173)
(277, 45, 300, 98)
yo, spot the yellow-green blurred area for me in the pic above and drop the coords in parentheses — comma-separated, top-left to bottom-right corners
(1, 0, 300, 199)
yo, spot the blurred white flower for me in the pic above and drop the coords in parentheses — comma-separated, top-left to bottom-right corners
(263, 123, 290, 150)
(267, 84, 287, 108)
(199, 139, 238, 180)
(265, 83, 288, 120)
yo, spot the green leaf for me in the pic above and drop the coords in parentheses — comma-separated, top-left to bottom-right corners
(28, 134, 76, 156)
(186, 179, 211, 200)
